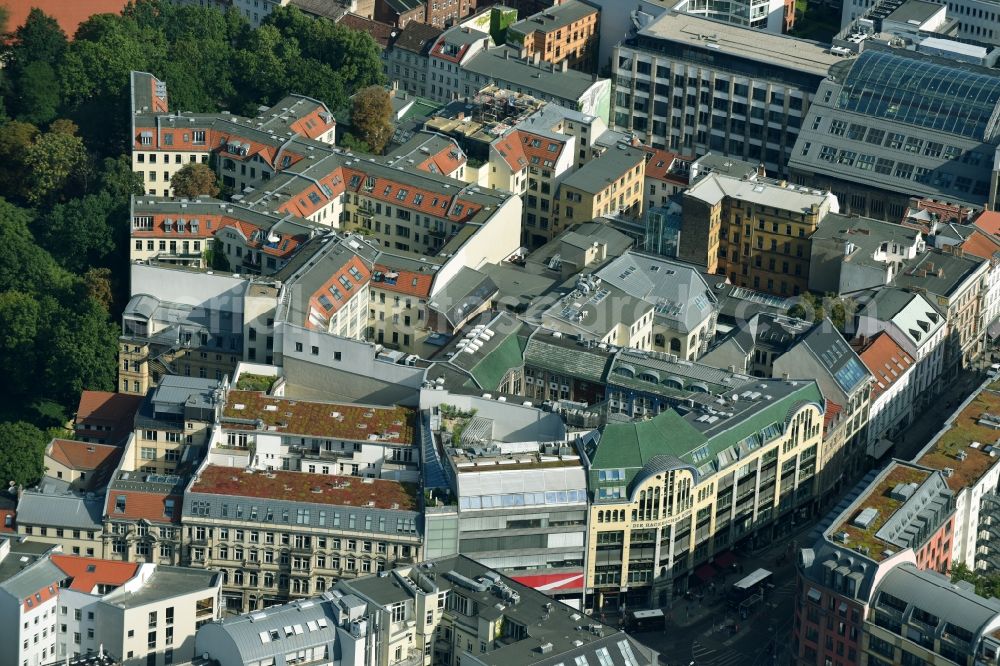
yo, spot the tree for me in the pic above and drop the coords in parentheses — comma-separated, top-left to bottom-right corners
(351, 86, 393, 154)
(0, 120, 40, 200)
(0, 291, 42, 392)
(170, 162, 220, 197)
(10, 61, 60, 125)
(82, 268, 114, 313)
(0, 198, 69, 293)
(43, 297, 119, 407)
(35, 192, 117, 272)
(0, 421, 47, 488)
(24, 125, 89, 204)
(7, 8, 67, 68)
(340, 132, 371, 154)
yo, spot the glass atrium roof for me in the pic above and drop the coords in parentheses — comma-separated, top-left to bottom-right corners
(837, 48, 1000, 141)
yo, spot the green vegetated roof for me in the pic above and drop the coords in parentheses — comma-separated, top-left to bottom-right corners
(591, 382, 824, 482)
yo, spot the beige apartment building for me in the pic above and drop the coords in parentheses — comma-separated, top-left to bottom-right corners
(556, 145, 645, 239)
(508, 0, 600, 72)
(181, 464, 422, 613)
(681, 173, 837, 297)
(579, 378, 825, 610)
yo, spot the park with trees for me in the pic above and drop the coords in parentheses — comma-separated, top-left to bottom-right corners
(0, 0, 385, 486)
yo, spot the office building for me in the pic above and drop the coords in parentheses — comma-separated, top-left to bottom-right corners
(612, 12, 844, 174)
(789, 45, 1000, 219)
(793, 460, 957, 666)
(580, 378, 825, 609)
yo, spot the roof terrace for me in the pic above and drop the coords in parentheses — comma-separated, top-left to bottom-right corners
(189, 465, 418, 511)
(917, 387, 1000, 492)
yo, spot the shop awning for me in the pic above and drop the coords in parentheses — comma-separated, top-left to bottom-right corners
(713, 550, 737, 569)
(694, 563, 718, 582)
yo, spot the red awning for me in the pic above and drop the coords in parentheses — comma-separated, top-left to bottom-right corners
(713, 550, 737, 569)
(694, 563, 718, 582)
(510, 571, 584, 591)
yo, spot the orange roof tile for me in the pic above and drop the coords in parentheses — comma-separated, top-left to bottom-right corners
(190, 465, 418, 511)
(50, 555, 139, 593)
(494, 134, 527, 172)
(6, 0, 130, 37)
(858, 332, 915, 402)
(975, 211, 1000, 238)
(372, 264, 433, 298)
(106, 490, 182, 524)
(46, 439, 122, 472)
(310, 255, 372, 318)
(959, 229, 1000, 261)
(641, 146, 692, 184)
(75, 391, 143, 443)
(824, 399, 842, 430)
(418, 144, 465, 176)
(518, 130, 566, 168)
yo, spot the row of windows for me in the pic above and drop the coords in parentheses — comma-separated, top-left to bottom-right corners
(812, 144, 989, 195)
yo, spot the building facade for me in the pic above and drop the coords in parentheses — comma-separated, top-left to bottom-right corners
(580, 379, 825, 610)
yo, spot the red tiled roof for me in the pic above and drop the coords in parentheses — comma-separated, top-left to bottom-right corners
(518, 130, 566, 168)
(858, 332, 915, 401)
(309, 255, 372, 319)
(338, 13, 396, 48)
(417, 143, 465, 176)
(106, 490, 182, 524)
(190, 465, 418, 511)
(46, 439, 122, 472)
(975, 211, 1000, 237)
(824, 399, 842, 430)
(75, 391, 143, 443)
(50, 555, 139, 593)
(959, 229, 1000, 261)
(21, 581, 58, 613)
(6, 1, 130, 37)
(494, 134, 528, 172)
(641, 146, 691, 184)
(372, 264, 434, 297)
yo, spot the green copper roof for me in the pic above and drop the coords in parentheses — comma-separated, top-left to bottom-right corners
(468, 331, 527, 390)
(587, 380, 824, 487)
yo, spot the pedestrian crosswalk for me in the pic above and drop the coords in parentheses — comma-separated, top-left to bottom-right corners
(691, 640, 749, 666)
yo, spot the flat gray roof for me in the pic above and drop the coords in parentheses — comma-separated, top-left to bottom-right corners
(636, 12, 846, 77)
(103, 566, 218, 608)
(463, 46, 605, 102)
(560, 145, 644, 193)
(511, 0, 597, 36)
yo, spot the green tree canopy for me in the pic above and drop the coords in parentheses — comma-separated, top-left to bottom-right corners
(35, 192, 117, 273)
(0, 421, 48, 488)
(170, 162, 220, 198)
(351, 86, 393, 154)
(23, 123, 89, 205)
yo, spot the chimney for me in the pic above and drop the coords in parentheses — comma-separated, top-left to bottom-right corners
(560, 59, 568, 72)
(533, 52, 541, 65)
(757, 163, 766, 178)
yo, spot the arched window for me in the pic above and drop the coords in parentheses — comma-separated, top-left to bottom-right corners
(670, 337, 681, 352)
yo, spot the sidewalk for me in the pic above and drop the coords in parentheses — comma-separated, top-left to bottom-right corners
(660, 519, 814, 631)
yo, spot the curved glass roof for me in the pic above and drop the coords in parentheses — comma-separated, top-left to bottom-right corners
(837, 48, 1000, 140)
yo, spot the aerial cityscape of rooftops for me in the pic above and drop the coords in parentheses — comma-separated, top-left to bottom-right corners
(5, 0, 1000, 664)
